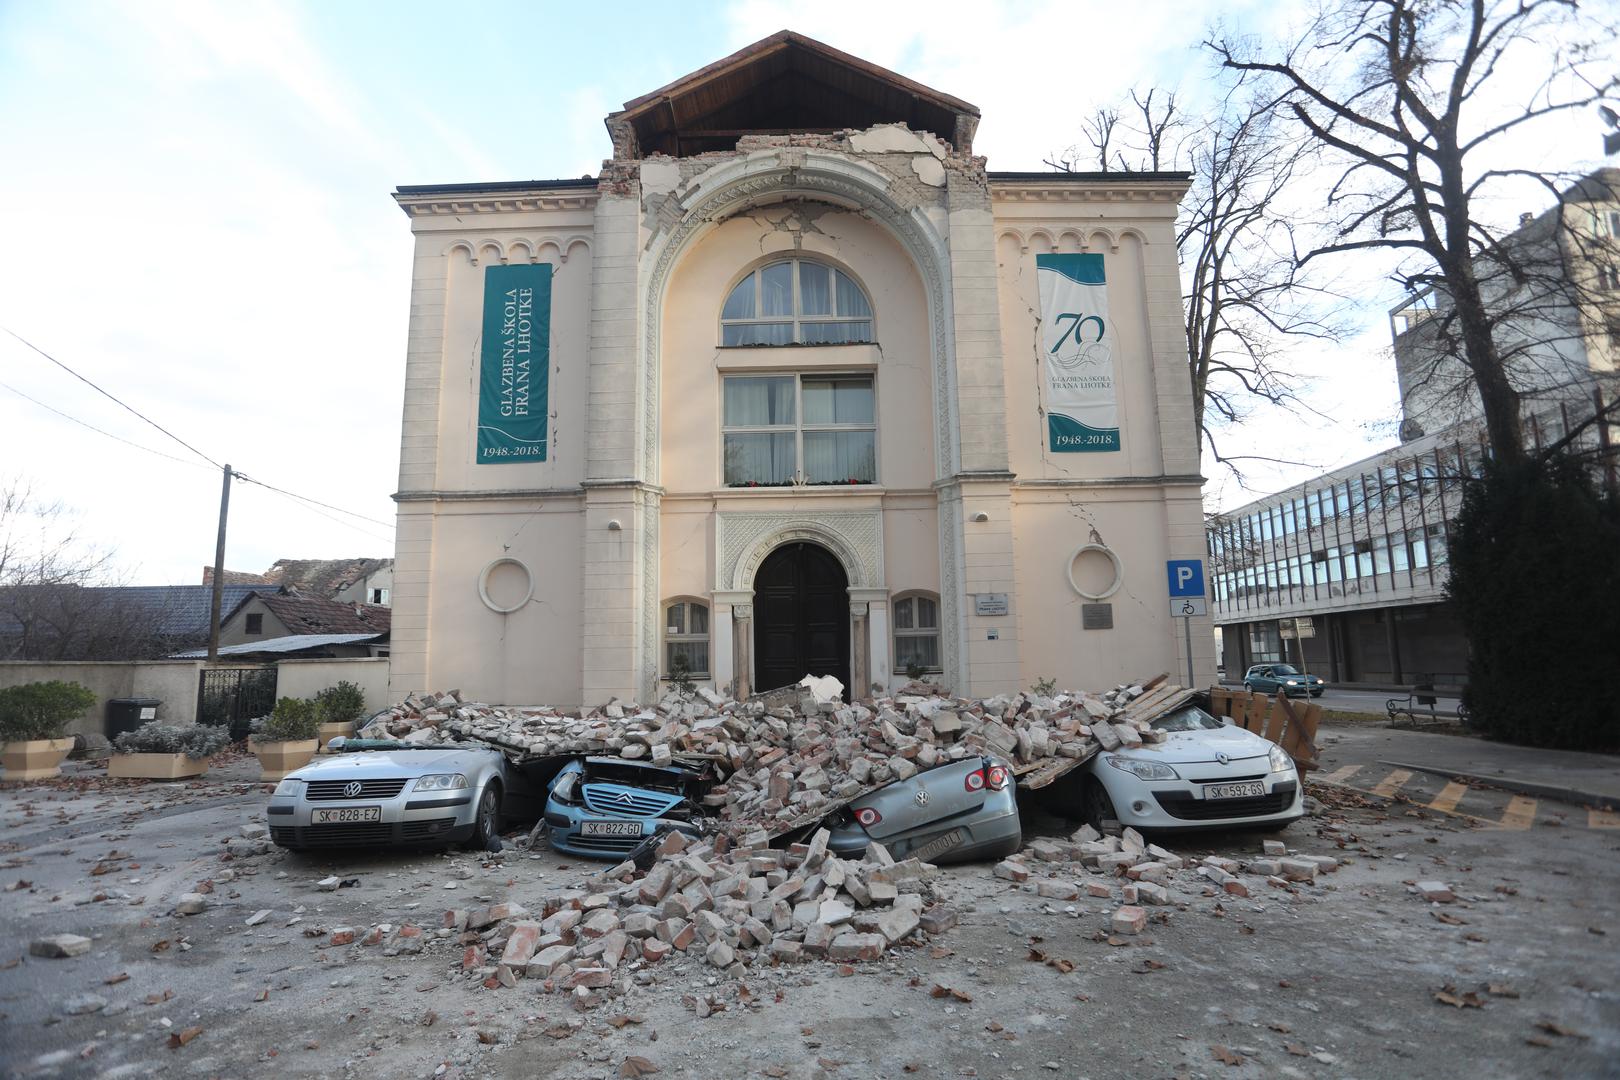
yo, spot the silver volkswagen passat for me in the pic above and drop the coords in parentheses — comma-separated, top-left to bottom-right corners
(267, 739, 512, 851)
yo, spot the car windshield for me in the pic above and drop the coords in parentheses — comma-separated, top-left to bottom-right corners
(1150, 705, 1226, 733)
(1270, 665, 1301, 676)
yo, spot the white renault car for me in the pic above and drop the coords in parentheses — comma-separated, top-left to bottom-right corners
(1081, 703, 1303, 831)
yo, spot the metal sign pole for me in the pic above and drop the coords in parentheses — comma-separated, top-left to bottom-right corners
(1184, 615, 1195, 688)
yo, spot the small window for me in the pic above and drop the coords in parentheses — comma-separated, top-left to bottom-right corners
(370, 588, 389, 604)
(721, 259, 873, 346)
(664, 601, 710, 678)
(893, 594, 940, 673)
(245, 613, 263, 635)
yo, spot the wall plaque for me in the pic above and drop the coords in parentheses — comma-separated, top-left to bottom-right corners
(973, 593, 1009, 616)
(1082, 603, 1113, 630)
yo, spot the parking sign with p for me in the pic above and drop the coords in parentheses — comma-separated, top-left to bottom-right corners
(1166, 559, 1205, 598)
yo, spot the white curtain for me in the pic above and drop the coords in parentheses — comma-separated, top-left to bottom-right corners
(801, 320, 872, 344)
(725, 433, 795, 484)
(723, 322, 794, 346)
(803, 430, 875, 483)
(803, 378, 873, 424)
(724, 377, 794, 425)
(800, 263, 831, 315)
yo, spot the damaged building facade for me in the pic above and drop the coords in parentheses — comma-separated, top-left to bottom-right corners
(388, 32, 1210, 706)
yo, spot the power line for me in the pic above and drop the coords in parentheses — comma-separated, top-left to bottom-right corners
(234, 473, 396, 530)
(240, 479, 394, 545)
(0, 378, 212, 471)
(4, 329, 394, 541)
(3, 326, 222, 469)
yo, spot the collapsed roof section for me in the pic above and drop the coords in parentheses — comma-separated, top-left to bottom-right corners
(605, 29, 980, 160)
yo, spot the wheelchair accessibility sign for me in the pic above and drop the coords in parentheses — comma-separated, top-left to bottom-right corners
(1166, 560, 1207, 618)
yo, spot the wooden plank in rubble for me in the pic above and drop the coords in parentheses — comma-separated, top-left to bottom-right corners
(1125, 687, 1199, 728)
(1121, 683, 1182, 720)
(1275, 695, 1321, 771)
(1015, 742, 1101, 790)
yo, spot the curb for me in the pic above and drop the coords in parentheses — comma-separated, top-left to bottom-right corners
(1379, 760, 1620, 811)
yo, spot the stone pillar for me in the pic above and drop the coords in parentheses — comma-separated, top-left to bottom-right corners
(711, 590, 752, 699)
(732, 603, 754, 700)
(850, 602, 870, 701)
(849, 587, 890, 694)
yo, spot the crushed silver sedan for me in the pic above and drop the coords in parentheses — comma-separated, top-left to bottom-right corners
(267, 739, 514, 851)
(824, 755, 1020, 865)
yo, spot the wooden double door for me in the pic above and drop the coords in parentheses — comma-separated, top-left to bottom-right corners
(753, 542, 851, 694)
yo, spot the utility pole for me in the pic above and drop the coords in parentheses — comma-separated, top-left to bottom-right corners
(207, 464, 233, 663)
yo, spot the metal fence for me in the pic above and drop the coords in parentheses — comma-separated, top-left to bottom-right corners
(196, 667, 278, 740)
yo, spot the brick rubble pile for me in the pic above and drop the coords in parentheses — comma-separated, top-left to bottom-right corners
(432, 826, 951, 1004)
(359, 680, 1173, 835)
(329, 822, 1343, 1011)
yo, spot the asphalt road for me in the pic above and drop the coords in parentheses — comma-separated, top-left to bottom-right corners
(3, 741, 1616, 1079)
(1222, 681, 1463, 716)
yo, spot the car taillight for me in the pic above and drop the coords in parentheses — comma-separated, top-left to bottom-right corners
(964, 768, 986, 792)
(986, 764, 1009, 790)
(854, 807, 882, 827)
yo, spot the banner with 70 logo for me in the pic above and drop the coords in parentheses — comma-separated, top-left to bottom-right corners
(1037, 253, 1119, 453)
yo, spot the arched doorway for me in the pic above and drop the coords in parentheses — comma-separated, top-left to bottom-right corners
(753, 541, 850, 694)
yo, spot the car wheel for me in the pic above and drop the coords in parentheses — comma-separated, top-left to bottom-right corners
(462, 783, 501, 851)
(1080, 776, 1119, 833)
(1310, 689, 1323, 698)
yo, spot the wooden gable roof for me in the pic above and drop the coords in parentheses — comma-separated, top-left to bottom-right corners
(607, 30, 979, 159)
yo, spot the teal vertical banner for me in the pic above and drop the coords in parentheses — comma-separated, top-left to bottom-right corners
(477, 263, 551, 464)
(1037, 253, 1120, 452)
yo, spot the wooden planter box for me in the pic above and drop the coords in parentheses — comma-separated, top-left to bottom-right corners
(252, 738, 319, 781)
(107, 752, 211, 780)
(0, 738, 76, 781)
(317, 721, 356, 753)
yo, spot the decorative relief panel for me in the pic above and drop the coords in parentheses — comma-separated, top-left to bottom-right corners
(717, 511, 884, 592)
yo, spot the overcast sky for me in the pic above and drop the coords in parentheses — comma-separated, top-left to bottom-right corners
(1, 0, 1611, 585)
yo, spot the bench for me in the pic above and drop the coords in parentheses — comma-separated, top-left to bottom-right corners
(1385, 682, 1469, 726)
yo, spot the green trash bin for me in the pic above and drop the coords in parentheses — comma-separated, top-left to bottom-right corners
(106, 698, 160, 739)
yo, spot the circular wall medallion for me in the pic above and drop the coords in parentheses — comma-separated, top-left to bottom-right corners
(478, 557, 534, 614)
(1066, 543, 1124, 600)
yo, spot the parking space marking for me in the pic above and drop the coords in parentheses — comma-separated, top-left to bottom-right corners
(1428, 781, 1469, 814)
(1316, 769, 1608, 830)
(1371, 769, 1413, 798)
(1498, 795, 1537, 830)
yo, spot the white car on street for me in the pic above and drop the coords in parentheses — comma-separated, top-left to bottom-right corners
(1081, 703, 1303, 831)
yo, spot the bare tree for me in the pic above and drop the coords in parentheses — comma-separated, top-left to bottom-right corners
(1210, 0, 1620, 467)
(0, 478, 167, 660)
(1048, 88, 1347, 476)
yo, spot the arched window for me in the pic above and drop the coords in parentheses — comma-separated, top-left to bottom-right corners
(721, 259, 873, 346)
(893, 593, 940, 673)
(663, 599, 710, 679)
